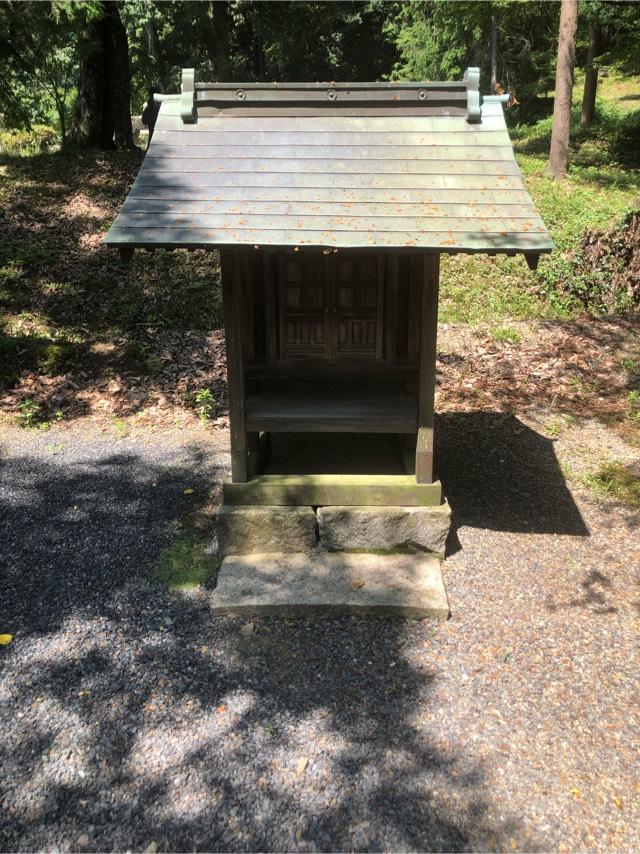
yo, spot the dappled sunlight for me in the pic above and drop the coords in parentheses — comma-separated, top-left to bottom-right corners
(1, 419, 638, 849)
(0, 611, 523, 850)
(0, 435, 532, 849)
(1, 151, 223, 426)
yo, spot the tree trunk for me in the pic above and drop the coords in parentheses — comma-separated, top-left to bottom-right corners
(145, 13, 167, 91)
(107, 1, 134, 149)
(211, 1, 231, 81)
(72, 12, 108, 148)
(546, 0, 579, 179)
(580, 21, 601, 126)
(72, 1, 133, 150)
(54, 93, 67, 152)
(490, 12, 498, 94)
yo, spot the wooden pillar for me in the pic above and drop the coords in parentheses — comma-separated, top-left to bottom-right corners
(415, 253, 440, 484)
(221, 247, 249, 483)
(384, 254, 398, 363)
(263, 250, 278, 364)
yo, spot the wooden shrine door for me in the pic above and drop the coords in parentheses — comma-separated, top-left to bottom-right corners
(278, 252, 384, 361)
(333, 254, 384, 360)
(278, 252, 330, 359)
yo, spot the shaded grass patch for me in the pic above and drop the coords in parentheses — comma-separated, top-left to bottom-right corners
(154, 534, 218, 591)
(584, 462, 640, 507)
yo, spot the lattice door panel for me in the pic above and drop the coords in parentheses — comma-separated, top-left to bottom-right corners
(277, 252, 384, 360)
(278, 254, 330, 358)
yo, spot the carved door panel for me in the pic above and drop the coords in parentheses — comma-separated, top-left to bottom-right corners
(277, 252, 384, 361)
(332, 254, 384, 360)
(278, 253, 330, 359)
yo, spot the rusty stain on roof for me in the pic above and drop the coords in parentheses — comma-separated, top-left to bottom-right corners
(105, 70, 553, 256)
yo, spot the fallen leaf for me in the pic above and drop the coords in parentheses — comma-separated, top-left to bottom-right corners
(216, 704, 227, 714)
(0, 634, 13, 646)
(613, 797, 623, 811)
(351, 578, 365, 589)
(296, 757, 309, 775)
(78, 690, 90, 697)
(183, 487, 194, 494)
(569, 787, 582, 798)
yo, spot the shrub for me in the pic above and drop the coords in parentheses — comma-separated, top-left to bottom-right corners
(536, 210, 640, 314)
(194, 388, 217, 422)
(18, 398, 41, 428)
(36, 341, 75, 375)
(0, 125, 59, 156)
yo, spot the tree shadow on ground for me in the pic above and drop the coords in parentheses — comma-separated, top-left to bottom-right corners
(545, 569, 618, 616)
(0, 438, 535, 852)
(1, 150, 224, 424)
(436, 412, 589, 555)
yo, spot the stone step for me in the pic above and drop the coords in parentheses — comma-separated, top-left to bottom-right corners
(216, 502, 451, 558)
(210, 552, 449, 620)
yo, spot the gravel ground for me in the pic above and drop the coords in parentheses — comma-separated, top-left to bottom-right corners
(1, 421, 639, 852)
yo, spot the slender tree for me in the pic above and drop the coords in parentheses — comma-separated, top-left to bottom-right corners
(210, 1, 231, 81)
(547, 0, 579, 179)
(580, 19, 601, 126)
(144, 13, 168, 92)
(490, 11, 499, 94)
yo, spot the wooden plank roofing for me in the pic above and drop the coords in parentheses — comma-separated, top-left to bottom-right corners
(105, 68, 553, 256)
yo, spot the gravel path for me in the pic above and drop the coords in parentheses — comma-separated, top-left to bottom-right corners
(1, 423, 639, 852)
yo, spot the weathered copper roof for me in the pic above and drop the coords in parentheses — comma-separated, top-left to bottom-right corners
(105, 68, 553, 256)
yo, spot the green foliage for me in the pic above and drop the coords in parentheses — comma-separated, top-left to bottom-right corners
(490, 326, 521, 345)
(0, 2, 81, 146)
(154, 534, 217, 590)
(0, 125, 59, 155)
(535, 208, 639, 315)
(120, 1, 397, 111)
(17, 397, 41, 429)
(580, 0, 640, 75)
(584, 462, 640, 507)
(36, 340, 75, 375)
(388, 1, 558, 100)
(439, 252, 548, 324)
(194, 388, 217, 422)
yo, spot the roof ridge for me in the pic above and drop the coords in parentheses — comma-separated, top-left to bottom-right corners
(172, 67, 485, 124)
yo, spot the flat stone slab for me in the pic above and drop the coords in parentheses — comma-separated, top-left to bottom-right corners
(210, 552, 449, 620)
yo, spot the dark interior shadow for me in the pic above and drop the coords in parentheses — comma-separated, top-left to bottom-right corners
(435, 412, 589, 556)
(0, 438, 534, 851)
(264, 432, 406, 475)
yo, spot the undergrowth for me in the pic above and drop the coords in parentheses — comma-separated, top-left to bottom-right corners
(154, 534, 218, 590)
(584, 462, 640, 507)
(440, 69, 639, 324)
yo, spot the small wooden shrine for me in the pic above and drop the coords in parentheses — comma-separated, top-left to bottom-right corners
(106, 68, 552, 513)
